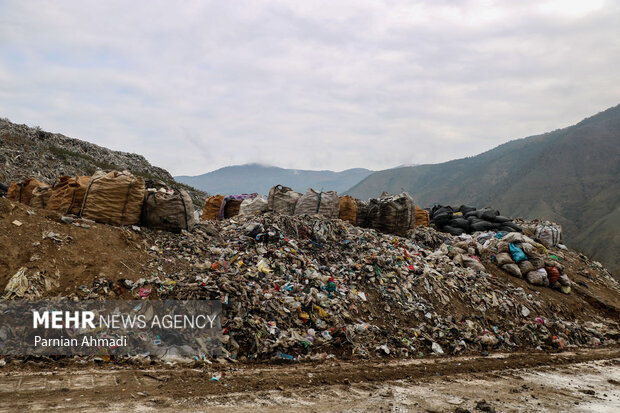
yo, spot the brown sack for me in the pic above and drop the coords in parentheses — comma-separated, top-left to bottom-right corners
(7, 178, 46, 206)
(223, 199, 242, 219)
(268, 185, 301, 215)
(59, 176, 90, 215)
(294, 188, 340, 218)
(414, 206, 430, 227)
(29, 185, 53, 209)
(47, 176, 91, 214)
(81, 170, 145, 225)
(339, 195, 357, 226)
(201, 195, 224, 221)
(142, 188, 195, 232)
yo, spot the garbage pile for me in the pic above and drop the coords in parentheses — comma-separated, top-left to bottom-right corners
(49, 211, 615, 362)
(429, 204, 522, 236)
(3, 190, 619, 363)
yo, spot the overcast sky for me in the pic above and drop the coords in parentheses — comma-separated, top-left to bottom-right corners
(1, 0, 619, 176)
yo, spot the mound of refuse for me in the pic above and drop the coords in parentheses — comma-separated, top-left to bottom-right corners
(3, 195, 618, 363)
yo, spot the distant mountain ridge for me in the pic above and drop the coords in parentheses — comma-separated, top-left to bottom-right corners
(175, 164, 374, 195)
(347, 104, 620, 276)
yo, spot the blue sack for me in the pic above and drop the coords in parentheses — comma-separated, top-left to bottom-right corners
(509, 243, 527, 263)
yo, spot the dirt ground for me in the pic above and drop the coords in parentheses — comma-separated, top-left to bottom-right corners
(1, 346, 619, 412)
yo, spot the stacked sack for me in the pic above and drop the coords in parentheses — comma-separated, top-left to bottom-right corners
(357, 192, 415, 236)
(429, 204, 522, 236)
(81, 170, 145, 225)
(268, 185, 301, 215)
(7, 178, 49, 206)
(142, 181, 195, 233)
(294, 188, 340, 219)
(483, 232, 572, 293)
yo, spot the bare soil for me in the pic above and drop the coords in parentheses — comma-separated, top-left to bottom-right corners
(0, 347, 619, 412)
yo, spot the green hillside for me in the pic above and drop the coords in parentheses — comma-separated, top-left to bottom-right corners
(347, 105, 620, 276)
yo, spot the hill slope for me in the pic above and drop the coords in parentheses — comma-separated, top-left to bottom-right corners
(0, 118, 205, 204)
(347, 105, 620, 275)
(175, 164, 374, 195)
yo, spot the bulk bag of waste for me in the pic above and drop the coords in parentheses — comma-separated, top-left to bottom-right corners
(414, 206, 430, 227)
(141, 186, 195, 232)
(220, 194, 258, 219)
(338, 195, 358, 225)
(294, 188, 340, 219)
(47, 175, 91, 215)
(29, 185, 53, 209)
(7, 178, 47, 206)
(356, 199, 371, 228)
(367, 192, 415, 236)
(239, 196, 268, 216)
(201, 195, 224, 221)
(80, 170, 145, 225)
(535, 224, 562, 248)
(268, 185, 301, 215)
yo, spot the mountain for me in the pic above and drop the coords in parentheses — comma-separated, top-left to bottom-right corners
(0, 118, 205, 204)
(175, 164, 374, 196)
(347, 104, 620, 276)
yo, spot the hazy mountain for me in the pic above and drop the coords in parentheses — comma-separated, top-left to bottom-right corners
(347, 104, 620, 276)
(175, 164, 374, 196)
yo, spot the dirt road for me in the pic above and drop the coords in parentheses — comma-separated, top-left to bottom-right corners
(1, 347, 619, 412)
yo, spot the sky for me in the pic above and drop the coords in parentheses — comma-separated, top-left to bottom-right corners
(1, 0, 619, 176)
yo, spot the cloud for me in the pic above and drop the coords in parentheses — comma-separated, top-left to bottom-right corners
(0, 0, 619, 175)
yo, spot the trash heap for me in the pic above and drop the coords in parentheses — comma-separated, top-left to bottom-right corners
(77, 212, 618, 362)
(2, 192, 618, 363)
(429, 204, 522, 236)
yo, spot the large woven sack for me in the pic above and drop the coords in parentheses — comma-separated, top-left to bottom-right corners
(7, 178, 47, 206)
(80, 171, 145, 225)
(29, 185, 52, 209)
(356, 200, 370, 228)
(201, 195, 224, 221)
(142, 188, 195, 232)
(367, 193, 414, 236)
(223, 199, 242, 219)
(239, 196, 268, 216)
(535, 224, 562, 248)
(268, 185, 301, 215)
(414, 206, 430, 227)
(47, 176, 91, 214)
(294, 188, 339, 218)
(338, 195, 357, 225)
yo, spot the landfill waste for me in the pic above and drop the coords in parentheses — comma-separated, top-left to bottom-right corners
(429, 205, 522, 236)
(0, 118, 206, 205)
(1, 196, 619, 363)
